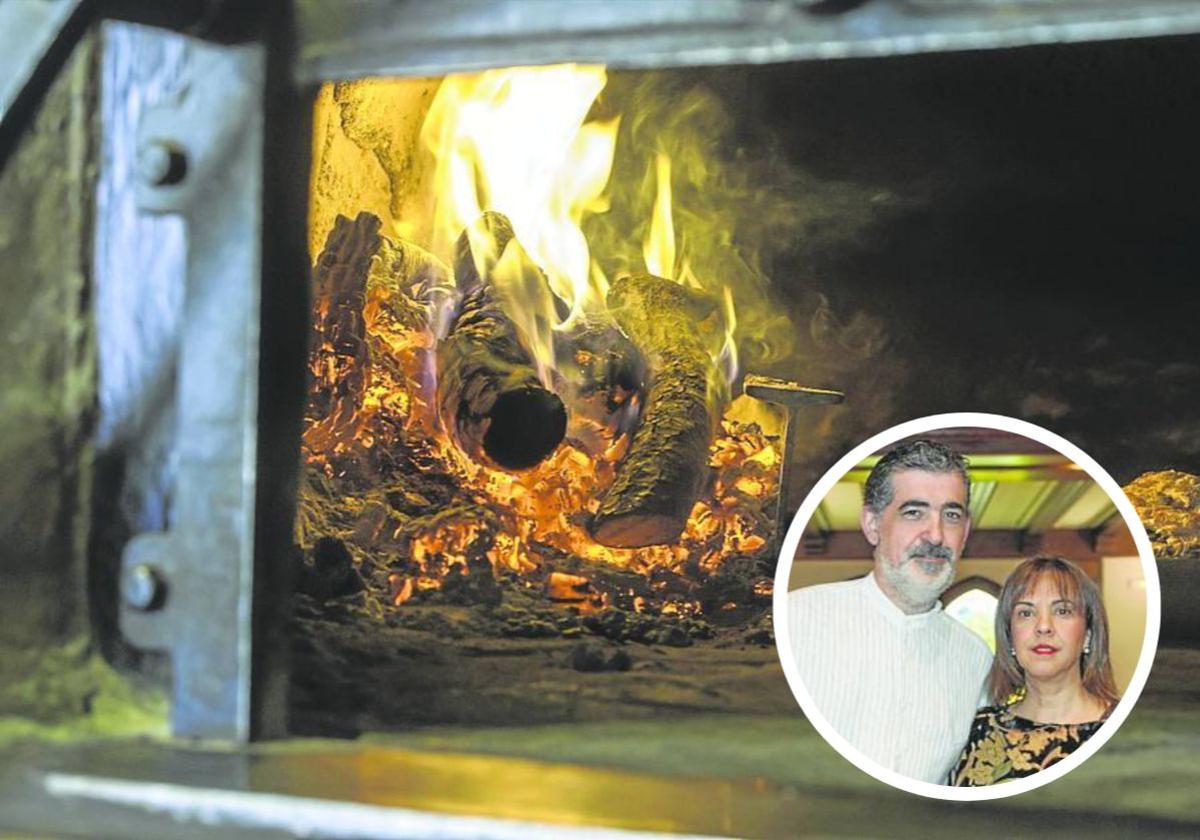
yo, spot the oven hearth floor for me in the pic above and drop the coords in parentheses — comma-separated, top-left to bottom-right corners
(2, 649, 1198, 838)
(289, 600, 785, 735)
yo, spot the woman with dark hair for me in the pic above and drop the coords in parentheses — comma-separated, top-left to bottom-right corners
(950, 555, 1120, 786)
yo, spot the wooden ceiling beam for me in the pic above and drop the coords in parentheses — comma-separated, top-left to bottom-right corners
(840, 465, 1085, 484)
(1022, 480, 1092, 534)
(1096, 518, 1138, 556)
(796, 528, 1105, 562)
(967, 480, 997, 523)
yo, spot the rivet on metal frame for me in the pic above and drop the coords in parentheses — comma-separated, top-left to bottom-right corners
(136, 138, 188, 187)
(123, 562, 168, 612)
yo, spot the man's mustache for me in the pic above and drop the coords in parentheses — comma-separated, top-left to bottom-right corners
(905, 541, 954, 562)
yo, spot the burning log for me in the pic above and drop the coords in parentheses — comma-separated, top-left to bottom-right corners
(306, 211, 453, 466)
(363, 224, 453, 332)
(589, 273, 724, 548)
(308, 212, 379, 429)
(437, 211, 567, 470)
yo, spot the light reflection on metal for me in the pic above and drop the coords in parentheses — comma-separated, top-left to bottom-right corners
(19, 739, 802, 838)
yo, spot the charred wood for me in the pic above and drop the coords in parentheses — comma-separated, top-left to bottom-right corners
(306, 212, 454, 473)
(589, 273, 724, 548)
(308, 212, 379, 428)
(363, 225, 452, 333)
(437, 211, 566, 470)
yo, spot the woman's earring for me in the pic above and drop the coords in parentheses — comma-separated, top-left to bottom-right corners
(1009, 647, 1017, 657)
(1083, 633, 1092, 656)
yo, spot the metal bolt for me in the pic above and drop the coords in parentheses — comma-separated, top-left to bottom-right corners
(124, 563, 168, 612)
(136, 140, 188, 187)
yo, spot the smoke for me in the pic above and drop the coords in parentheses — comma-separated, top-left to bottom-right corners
(579, 74, 804, 372)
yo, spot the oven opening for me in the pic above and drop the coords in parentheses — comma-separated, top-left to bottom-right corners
(290, 66, 830, 734)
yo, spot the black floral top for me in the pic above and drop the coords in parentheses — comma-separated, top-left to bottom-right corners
(949, 704, 1108, 786)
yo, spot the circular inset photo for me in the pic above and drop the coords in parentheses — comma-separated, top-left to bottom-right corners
(772, 413, 1159, 800)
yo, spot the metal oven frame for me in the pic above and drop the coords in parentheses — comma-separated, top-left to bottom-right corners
(4, 0, 1200, 744)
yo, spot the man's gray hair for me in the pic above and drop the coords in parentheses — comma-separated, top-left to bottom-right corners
(863, 439, 970, 514)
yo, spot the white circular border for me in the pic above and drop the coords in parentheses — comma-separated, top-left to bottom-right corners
(771, 412, 1161, 801)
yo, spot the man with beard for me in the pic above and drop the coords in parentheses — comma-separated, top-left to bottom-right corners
(787, 439, 992, 784)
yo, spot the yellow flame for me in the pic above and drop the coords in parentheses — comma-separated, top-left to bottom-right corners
(643, 153, 676, 279)
(490, 239, 559, 382)
(719, 284, 739, 383)
(418, 65, 742, 390)
(421, 64, 618, 342)
(642, 152, 739, 396)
